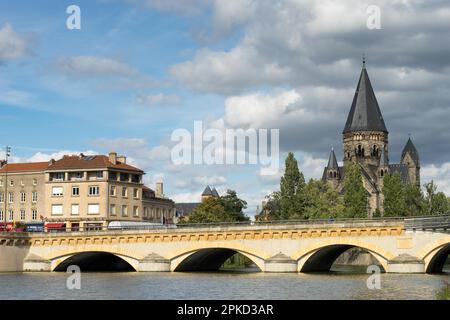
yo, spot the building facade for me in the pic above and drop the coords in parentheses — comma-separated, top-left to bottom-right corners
(0, 152, 175, 230)
(322, 61, 421, 216)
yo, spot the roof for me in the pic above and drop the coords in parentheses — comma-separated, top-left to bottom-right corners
(0, 161, 50, 173)
(175, 203, 201, 216)
(202, 185, 213, 196)
(401, 138, 419, 164)
(211, 187, 220, 197)
(379, 148, 388, 166)
(327, 148, 339, 169)
(47, 155, 143, 172)
(343, 65, 388, 134)
(389, 164, 409, 184)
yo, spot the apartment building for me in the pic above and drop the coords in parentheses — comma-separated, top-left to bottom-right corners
(0, 152, 175, 231)
(0, 161, 48, 228)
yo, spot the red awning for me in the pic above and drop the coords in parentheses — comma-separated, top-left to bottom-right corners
(45, 223, 66, 228)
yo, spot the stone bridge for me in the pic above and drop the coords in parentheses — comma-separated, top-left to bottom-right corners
(0, 216, 449, 274)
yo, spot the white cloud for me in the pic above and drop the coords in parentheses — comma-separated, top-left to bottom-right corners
(192, 175, 226, 186)
(26, 150, 97, 162)
(58, 56, 137, 77)
(136, 93, 181, 106)
(422, 162, 450, 195)
(0, 24, 28, 61)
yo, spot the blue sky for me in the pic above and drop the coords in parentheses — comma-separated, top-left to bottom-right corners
(1, 0, 450, 215)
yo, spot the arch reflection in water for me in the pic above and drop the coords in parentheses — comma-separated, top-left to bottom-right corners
(301, 245, 385, 273)
(54, 252, 136, 272)
(175, 248, 261, 272)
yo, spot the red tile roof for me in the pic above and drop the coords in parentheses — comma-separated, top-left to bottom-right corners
(0, 154, 143, 173)
(47, 155, 143, 173)
(0, 162, 50, 173)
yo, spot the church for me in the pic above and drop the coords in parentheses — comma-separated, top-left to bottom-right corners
(322, 60, 420, 216)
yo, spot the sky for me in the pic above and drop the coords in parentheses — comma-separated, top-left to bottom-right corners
(1, 0, 450, 216)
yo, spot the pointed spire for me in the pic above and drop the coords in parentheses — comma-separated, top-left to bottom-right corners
(401, 137, 419, 164)
(343, 64, 388, 134)
(327, 148, 339, 169)
(379, 148, 387, 167)
(202, 185, 213, 196)
(211, 187, 219, 198)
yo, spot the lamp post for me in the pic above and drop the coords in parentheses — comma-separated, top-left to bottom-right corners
(3, 146, 11, 232)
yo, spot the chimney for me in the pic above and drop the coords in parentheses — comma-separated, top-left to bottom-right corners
(109, 152, 117, 164)
(0, 160, 6, 168)
(156, 182, 164, 198)
(117, 155, 126, 164)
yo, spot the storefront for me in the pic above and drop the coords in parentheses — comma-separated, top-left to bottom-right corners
(25, 223, 44, 232)
(0, 222, 13, 232)
(45, 223, 66, 233)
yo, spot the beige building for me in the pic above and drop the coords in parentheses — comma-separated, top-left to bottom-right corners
(0, 152, 175, 231)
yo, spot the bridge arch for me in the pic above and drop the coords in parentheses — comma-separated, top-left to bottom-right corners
(45, 248, 142, 272)
(418, 238, 450, 274)
(293, 240, 393, 272)
(168, 243, 268, 272)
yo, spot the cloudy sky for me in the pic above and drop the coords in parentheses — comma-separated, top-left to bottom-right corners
(1, 0, 449, 216)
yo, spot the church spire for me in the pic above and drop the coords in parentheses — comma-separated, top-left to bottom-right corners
(343, 62, 388, 134)
(327, 148, 339, 169)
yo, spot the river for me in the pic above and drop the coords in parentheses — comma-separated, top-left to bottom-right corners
(0, 269, 448, 300)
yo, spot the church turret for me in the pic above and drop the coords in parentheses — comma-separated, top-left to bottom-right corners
(401, 137, 420, 186)
(378, 148, 389, 178)
(324, 148, 340, 188)
(343, 60, 389, 168)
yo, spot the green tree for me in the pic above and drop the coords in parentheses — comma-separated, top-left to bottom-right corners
(431, 192, 449, 215)
(343, 162, 368, 218)
(279, 152, 306, 219)
(219, 189, 249, 221)
(256, 191, 281, 221)
(187, 197, 226, 223)
(303, 179, 344, 219)
(382, 172, 406, 216)
(404, 184, 425, 216)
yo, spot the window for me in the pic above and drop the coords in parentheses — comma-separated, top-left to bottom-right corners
(32, 210, 37, 221)
(122, 187, 127, 198)
(0, 210, 3, 221)
(20, 179, 24, 186)
(33, 178, 37, 186)
(32, 192, 38, 203)
(73, 172, 83, 180)
(133, 188, 139, 199)
(9, 180, 14, 187)
(110, 186, 116, 196)
(0, 192, 3, 203)
(96, 171, 103, 179)
(8, 192, 13, 203)
(8, 209, 13, 221)
(53, 172, 64, 181)
(144, 207, 148, 217)
(88, 204, 100, 215)
(122, 205, 128, 217)
(109, 172, 117, 181)
(20, 192, 26, 203)
(109, 204, 116, 216)
(133, 206, 139, 217)
(120, 173, 129, 182)
(51, 204, 63, 216)
(88, 186, 100, 196)
(52, 187, 63, 197)
(20, 210, 25, 221)
(72, 186, 80, 196)
(71, 204, 79, 215)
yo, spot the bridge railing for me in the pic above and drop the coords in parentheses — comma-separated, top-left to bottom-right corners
(404, 215, 450, 231)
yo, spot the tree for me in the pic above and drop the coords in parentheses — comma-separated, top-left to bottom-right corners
(255, 191, 281, 221)
(279, 152, 306, 219)
(186, 190, 250, 223)
(303, 179, 344, 219)
(343, 162, 368, 218)
(404, 184, 425, 216)
(382, 172, 406, 216)
(423, 181, 450, 215)
(219, 189, 249, 222)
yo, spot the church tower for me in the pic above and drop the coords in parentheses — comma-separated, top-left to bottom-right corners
(325, 148, 340, 188)
(401, 137, 420, 187)
(342, 59, 389, 169)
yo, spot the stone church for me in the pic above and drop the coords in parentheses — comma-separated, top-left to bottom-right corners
(322, 61, 420, 216)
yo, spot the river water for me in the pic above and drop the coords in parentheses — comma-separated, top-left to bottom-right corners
(0, 269, 448, 300)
